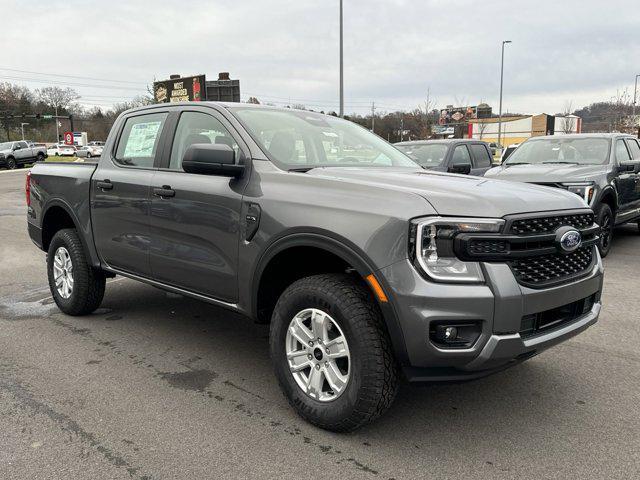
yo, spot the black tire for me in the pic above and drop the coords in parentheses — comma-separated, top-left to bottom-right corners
(6, 157, 16, 169)
(86, 152, 92, 158)
(47, 228, 106, 315)
(36, 152, 45, 162)
(596, 203, 614, 258)
(270, 273, 398, 432)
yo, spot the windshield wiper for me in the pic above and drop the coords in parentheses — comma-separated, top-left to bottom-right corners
(287, 167, 315, 173)
(541, 161, 579, 164)
(505, 162, 530, 166)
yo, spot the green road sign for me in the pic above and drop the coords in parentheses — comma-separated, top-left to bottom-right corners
(43, 115, 53, 119)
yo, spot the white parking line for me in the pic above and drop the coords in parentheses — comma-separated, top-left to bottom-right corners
(0, 168, 29, 175)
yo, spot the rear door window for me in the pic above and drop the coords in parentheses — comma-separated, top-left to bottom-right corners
(615, 139, 631, 162)
(469, 144, 492, 167)
(115, 112, 168, 168)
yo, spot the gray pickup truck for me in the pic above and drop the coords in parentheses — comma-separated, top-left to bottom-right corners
(27, 103, 603, 431)
(0, 140, 47, 169)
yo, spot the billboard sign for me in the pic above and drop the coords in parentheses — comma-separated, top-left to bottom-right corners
(154, 75, 206, 103)
(63, 131, 73, 145)
(439, 105, 492, 125)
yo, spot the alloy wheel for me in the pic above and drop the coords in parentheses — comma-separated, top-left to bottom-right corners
(53, 246, 74, 299)
(285, 308, 350, 402)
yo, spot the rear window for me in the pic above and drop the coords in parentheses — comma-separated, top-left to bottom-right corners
(115, 112, 168, 167)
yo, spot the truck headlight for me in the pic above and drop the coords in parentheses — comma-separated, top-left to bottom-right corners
(410, 217, 504, 283)
(561, 182, 595, 204)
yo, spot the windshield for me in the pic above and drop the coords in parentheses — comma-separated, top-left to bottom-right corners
(505, 137, 610, 165)
(231, 108, 418, 169)
(395, 144, 447, 168)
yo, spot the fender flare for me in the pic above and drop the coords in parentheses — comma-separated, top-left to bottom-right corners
(251, 229, 411, 367)
(596, 185, 618, 211)
(41, 198, 100, 267)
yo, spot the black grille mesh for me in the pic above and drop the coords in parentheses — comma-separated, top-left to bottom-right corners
(509, 213, 594, 235)
(509, 247, 593, 287)
(468, 239, 509, 255)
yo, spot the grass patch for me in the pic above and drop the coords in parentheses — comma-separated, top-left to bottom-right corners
(45, 156, 80, 163)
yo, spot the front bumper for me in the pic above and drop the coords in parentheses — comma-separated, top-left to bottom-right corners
(378, 250, 604, 382)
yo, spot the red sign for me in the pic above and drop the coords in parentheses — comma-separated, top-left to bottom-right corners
(64, 132, 74, 145)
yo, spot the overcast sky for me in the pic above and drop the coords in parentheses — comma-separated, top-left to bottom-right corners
(3, 0, 639, 115)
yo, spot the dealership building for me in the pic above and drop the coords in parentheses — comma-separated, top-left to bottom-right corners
(468, 114, 582, 147)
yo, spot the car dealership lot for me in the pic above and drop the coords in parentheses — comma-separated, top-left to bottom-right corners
(1, 169, 639, 479)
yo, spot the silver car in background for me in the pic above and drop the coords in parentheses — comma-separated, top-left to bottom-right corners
(75, 145, 103, 158)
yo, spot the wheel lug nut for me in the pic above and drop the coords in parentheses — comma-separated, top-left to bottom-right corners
(315, 364, 320, 370)
(324, 362, 329, 367)
(308, 341, 313, 347)
(325, 348, 330, 354)
(307, 354, 313, 360)
(317, 337, 321, 342)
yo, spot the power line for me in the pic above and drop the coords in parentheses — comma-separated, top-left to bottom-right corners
(0, 75, 146, 92)
(0, 67, 147, 85)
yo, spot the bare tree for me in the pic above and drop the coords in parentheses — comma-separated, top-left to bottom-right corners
(477, 121, 489, 139)
(36, 87, 80, 140)
(561, 101, 576, 134)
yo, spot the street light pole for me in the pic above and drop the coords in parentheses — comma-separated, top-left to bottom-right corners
(497, 40, 512, 149)
(339, 0, 344, 118)
(21, 123, 29, 140)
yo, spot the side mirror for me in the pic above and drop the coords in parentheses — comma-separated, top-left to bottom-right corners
(182, 144, 244, 178)
(449, 163, 471, 175)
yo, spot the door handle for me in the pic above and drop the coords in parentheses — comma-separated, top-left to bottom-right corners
(96, 180, 113, 190)
(153, 185, 175, 198)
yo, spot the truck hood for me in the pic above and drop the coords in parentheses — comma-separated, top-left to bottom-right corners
(307, 167, 587, 217)
(484, 163, 607, 183)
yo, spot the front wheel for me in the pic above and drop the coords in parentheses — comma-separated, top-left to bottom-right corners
(47, 228, 106, 315)
(596, 203, 613, 258)
(270, 273, 398, 432)
(6, 157, 16, 169)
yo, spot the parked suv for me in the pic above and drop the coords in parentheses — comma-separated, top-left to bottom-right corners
(394, 139, 493, 176)
(485, 133, 640, 256)
(27, 103, 603, 431)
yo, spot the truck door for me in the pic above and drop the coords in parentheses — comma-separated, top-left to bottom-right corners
(91, 110, 170, 276)
(14, 141, 31, 163)
(614, 138, 637, 217)
(469, 143, 493, 176)
(624, 138, 640, 211)
(148, 107, 247, 303)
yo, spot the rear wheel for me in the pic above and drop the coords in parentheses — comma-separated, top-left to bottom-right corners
(270, 273, 398, 432)
(6, 157, 16, 169)
(47, 228, 106, 315)
(596, 203, 613, 258)
(36, 152, 45, 162)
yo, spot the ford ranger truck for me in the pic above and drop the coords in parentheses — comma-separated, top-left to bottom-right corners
(26, 103, 604, 431)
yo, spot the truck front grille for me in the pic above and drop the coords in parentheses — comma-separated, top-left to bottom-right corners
(509, 246, 594, 288)
(454, 210, 599, 289)
(509, 212, 594, 235)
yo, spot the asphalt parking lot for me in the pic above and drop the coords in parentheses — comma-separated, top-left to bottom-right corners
(1, 168, 639, 479)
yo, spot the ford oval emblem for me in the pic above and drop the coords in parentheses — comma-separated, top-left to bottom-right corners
(559, 229, 582, 253)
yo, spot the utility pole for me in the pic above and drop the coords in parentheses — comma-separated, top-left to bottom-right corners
(21, 123, 29, 140)
(55, 105, 59, 141)
(633, 74, 640, 133)
(371, 101, 375, 133)
(339, 0, 344, 118)
(400, 114, 404, 142)
(497, 40, 512, 149)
